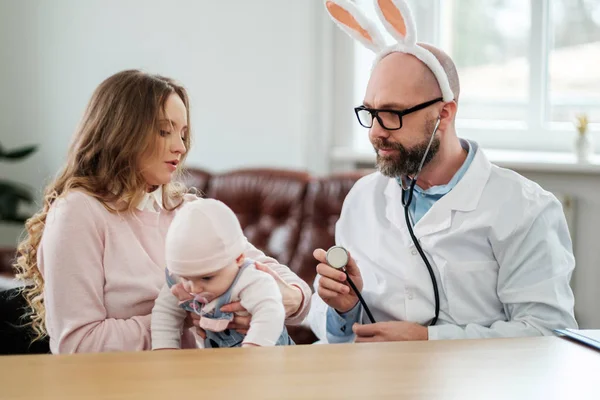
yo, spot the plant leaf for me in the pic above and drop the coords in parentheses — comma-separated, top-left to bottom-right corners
(0, 215, 28, 223)
(0, 181, 35, 202)
(1, 145, 37, 160)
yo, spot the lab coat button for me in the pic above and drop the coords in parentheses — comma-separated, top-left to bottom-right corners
(407, 292, 414, 300)
(411, 250, 417, 255)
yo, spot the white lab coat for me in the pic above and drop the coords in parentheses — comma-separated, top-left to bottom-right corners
(308, 141, 578, 341)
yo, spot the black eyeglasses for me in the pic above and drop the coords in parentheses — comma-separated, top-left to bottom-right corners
(354, 97, 443, 130)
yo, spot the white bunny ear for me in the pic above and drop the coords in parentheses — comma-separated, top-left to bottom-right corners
(374, 0, 417, 46)
(325, 0, 387, 53)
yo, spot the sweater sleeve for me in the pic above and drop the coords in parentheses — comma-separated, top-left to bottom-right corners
(242, 240, 311, 325)
(40, 192, 151, 353)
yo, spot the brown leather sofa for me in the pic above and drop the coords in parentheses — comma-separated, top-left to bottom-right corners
(0, 167, 370, 350)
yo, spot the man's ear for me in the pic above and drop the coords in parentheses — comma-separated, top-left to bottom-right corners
(438, 101, 457, 132)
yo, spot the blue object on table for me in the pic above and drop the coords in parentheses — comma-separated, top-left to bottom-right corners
(554, 328, 600, 351)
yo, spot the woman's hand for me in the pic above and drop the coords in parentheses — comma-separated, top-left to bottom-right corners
(255, 261, 303, 317)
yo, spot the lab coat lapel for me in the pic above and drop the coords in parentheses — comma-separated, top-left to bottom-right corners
(413, 144, 492, 239)
(384, 178, 414, 247)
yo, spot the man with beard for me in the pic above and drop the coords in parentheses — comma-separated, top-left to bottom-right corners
(308, 0, 578, 343)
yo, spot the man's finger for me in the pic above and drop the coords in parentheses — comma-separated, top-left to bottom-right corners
(319, 276, 350, 295)
(316, 263, 347, 282)
(355, 334, 384, 343)
(344, 251, 361, 276)
(317, 286, 339, 301)
(220, 301, 245, 313)
(313, 248, 327, 264)
(352, 323, 380, 337)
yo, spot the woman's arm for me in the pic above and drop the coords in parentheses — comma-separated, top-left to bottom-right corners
(242, 240, 311, 324)
(40, 192, 151, 353)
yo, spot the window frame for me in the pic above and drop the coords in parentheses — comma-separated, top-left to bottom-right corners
(350, 0, 600, 153)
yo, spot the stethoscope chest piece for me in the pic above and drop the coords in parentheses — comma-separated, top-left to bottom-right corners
(326, 246, 349, 270)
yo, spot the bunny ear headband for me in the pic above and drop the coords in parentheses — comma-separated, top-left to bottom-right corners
(325, 0, 454, 102)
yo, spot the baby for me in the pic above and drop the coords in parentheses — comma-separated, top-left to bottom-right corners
(151, 198, 293, 349)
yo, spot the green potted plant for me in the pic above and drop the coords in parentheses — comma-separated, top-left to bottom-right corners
(0, 142, 37, 223)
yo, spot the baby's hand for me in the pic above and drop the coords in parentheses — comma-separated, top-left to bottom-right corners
(171, 285, 207, 339)
(170, 282, 194, 303)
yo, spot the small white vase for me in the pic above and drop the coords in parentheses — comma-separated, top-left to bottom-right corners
(574, 133, 593, 163)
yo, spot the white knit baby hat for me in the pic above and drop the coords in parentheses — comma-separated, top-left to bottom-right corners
(324, 0, 454, 102)
(165, 198, 246, 277)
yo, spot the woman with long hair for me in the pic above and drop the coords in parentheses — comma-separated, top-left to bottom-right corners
(13, 70, 310, 353)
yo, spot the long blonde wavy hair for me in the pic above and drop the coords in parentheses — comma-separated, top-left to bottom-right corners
(13, 69, 193, 340)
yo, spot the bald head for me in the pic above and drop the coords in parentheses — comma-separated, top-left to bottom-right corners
(367, 43, 460, 107)
(418, 43, 460, 103)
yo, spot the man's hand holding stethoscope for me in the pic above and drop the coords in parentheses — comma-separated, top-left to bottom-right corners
(313, 247, 363, 314)
(314, 246, 429, 342)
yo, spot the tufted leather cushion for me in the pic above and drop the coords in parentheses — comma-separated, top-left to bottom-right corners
(290, 172, 368, 290)
(205, 169, 311, 267)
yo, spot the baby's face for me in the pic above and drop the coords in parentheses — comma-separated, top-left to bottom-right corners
(179, 262, 240, 303)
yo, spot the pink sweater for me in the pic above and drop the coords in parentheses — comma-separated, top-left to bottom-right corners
(38, 190, 311, 354)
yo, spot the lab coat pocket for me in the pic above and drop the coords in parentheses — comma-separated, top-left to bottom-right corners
(441, 261, 502, 326)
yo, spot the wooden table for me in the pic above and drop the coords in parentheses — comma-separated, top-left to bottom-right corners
(1, 336, 598, 399)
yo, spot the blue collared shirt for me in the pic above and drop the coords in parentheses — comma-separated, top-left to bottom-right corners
(325, 139, 476, 343)
(397, 139, 475, 225)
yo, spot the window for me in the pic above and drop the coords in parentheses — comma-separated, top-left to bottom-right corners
(352, 0, 600, 153)
(549, 0, 600, 123)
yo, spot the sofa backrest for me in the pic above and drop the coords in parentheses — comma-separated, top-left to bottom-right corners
(288, 172, 367, 288)
(203, 168, 311, 268)
(1, 168, 370, 293)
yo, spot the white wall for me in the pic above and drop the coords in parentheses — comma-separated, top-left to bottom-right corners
(0, 0, 334, 246)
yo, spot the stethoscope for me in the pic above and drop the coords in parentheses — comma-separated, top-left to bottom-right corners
(326, 117, 442, 326)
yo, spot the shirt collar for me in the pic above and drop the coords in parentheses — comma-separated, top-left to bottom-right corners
(396, 139, 473, 196)
(136, 186, 163, 212)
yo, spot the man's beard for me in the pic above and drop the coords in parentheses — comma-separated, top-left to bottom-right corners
(372, 118, 440, 178)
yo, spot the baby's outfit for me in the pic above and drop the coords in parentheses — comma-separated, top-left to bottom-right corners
(151, 198, 291, 349)
(161, 258, 293, 348)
